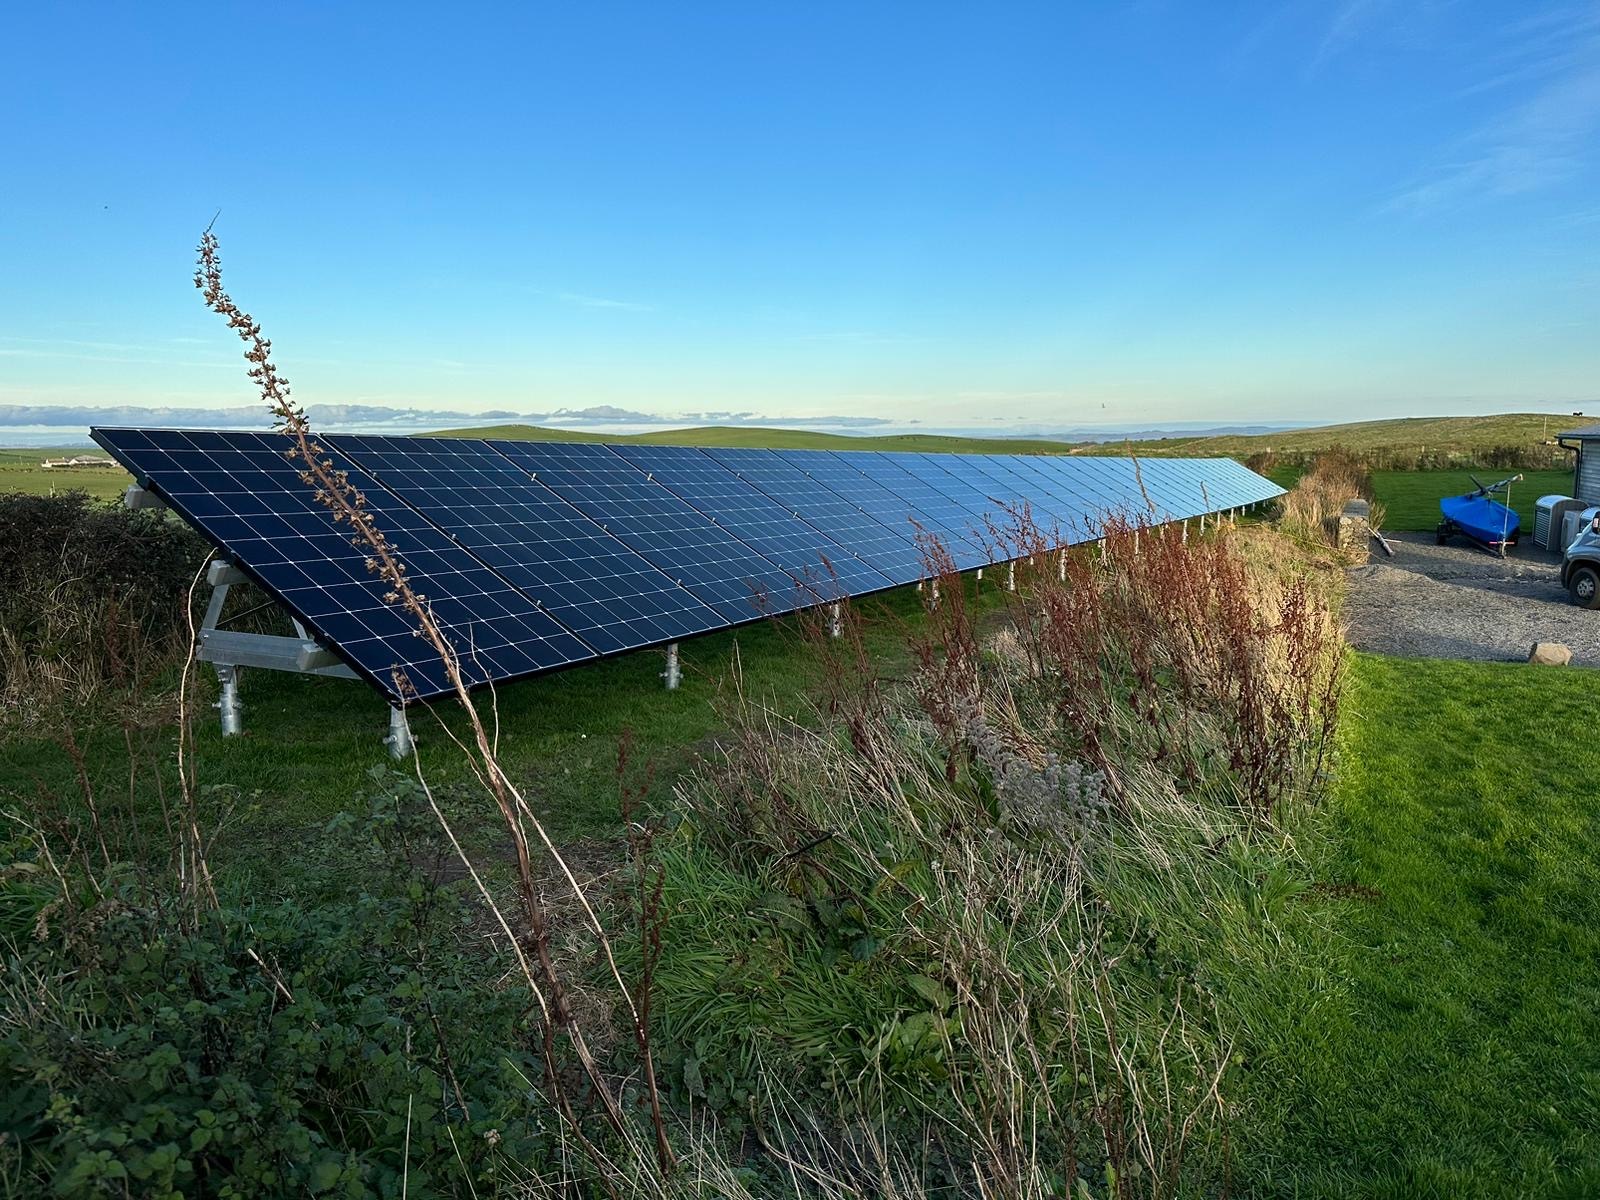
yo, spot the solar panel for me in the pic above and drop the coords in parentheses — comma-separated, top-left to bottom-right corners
(992, 455, 1103, 541)
(1023, 457, 1123, 531)
(826, 451, 995, 570)
(488, 440, 804, 622)
(92, 426, 1287, 710)
(328, 434, 725, 655)
(610, 445, 898, 599)
(767, 449, 985, 568)
(704, 447, 927, 585)
(91, 428, 594, 700)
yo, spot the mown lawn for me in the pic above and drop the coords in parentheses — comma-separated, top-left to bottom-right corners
(1262, 467, 1575, 533)
(1370, 469, 1574, 533)
(1234, 653, 1600, 1198)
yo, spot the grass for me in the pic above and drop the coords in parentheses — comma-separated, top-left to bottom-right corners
(1232, 653, 1600, 1198)
(1262, 466, 1576, 533)
(435, 422, 1086, 455)
(0, 448, 130, 501)
(10, 516, 1600, 1192)
(1111, 412, 1587, 461)
(1369, 468, 1574, 533)
(3, 580, 969, 886)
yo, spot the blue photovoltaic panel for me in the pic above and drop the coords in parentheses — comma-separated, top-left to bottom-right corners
(611, 445, 898, 599)
(705, 447, 927, 585)
(91, 426, 1286, 704)
(882, 452, 1023, 551)
(1166, 459, 1231, 513)
(328, 434, 724, 655)
(1024, 457, 1122, 531)
(918, 453, 1076, 547)
(488, 440, 804, 622)
(769, 449, 979, 567)
(828, 451, 995, 570)
(993, 455, 1102, 541)
(90, 428, 594, 700)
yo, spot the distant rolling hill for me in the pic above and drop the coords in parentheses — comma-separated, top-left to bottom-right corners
(1104, 412, 1587, 461)
(433, 423, 1086, 455)
(438, 412, 1588, 464)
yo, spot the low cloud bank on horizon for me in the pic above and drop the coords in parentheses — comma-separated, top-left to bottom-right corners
(0, 403, 904, 433)
(1, 402, 1321, 448)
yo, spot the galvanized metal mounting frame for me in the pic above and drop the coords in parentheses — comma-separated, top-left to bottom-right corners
(130, 484, 415, 757)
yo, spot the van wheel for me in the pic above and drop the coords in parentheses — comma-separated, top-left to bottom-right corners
(1435, 522, 1450, 546)
(1570, 565, 1600, 609)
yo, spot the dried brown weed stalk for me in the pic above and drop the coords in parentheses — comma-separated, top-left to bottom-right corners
(194, 229, 675, 1175)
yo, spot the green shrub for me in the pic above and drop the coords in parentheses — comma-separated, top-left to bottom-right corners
(0, 778, 551, 1198)
(0, 492, 208, 708)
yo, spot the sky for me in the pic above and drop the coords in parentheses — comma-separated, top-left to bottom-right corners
(2, 1, 1598, 436)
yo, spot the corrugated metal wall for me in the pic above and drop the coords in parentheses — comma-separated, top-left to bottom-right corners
(1578, 441, 1600, 503)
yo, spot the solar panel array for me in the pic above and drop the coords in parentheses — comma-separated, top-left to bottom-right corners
(91, 428, 1285, 702)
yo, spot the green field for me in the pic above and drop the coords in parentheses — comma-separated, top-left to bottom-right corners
(8, 501, 1600, 1191)
(436, 421, 1085, 454)
(2, 580, 958, 862)
(1371, 469, 1575, 533)
(1264, 465, 1577, 534)
(1235, 653, 1600, 1197)
(1116, 412, 1587, 462)
(0, 448, 131, 500)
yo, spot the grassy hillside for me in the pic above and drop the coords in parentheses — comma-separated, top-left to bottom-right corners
(1109, 412, 1585, 465)
(435, 422, 1085, 454)
(0, 447, 131, 500)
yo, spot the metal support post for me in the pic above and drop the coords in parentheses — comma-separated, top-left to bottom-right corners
(1006, 561, 1016, 592)
(385, 705, 414, 759)
(663, 642, 682, 690)
(1133, 528, 1140, 552)
(214, 664, 243, 737)
(827, 602, 843, 639)
(1057, 550, 1066, 582)
(930, 579, 941, 608)
(976, 567, 983, 581)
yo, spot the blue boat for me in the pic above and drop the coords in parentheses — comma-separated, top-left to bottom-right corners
(1436, 473, 1523, 555)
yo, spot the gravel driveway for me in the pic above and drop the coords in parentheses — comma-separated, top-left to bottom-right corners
(1345, 532, 1600, 666)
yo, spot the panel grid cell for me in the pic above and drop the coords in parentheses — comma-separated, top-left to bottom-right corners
(611, 445, 897, 599)
(705, 447, 927, 585)
(91, 428, 594, 700)
(825, 451, 996, 569)
(329, 434, 725, 654)
(488, 440, 806, 621)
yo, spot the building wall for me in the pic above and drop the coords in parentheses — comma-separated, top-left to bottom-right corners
(1579, 440, 1600, 503)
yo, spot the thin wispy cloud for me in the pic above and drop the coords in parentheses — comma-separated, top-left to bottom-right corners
(1385, 26, 1600, 213)
(556, 290, 654, 312)
(1309, 0, 1397, 73)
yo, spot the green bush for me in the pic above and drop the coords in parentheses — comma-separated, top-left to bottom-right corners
(0, 492, 208, 705)
(0, 778, 551, 1198)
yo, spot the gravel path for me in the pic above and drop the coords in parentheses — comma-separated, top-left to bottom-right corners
(1346, 532, 1600, 666)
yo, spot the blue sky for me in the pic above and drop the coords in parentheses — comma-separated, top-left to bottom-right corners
(2, 1, 1598, 434)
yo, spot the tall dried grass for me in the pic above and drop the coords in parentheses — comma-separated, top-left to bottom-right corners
(1277, 451, 1381, 556)
(644, 513, 1341, 1197)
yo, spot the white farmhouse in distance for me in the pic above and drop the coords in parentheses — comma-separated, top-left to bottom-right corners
(40, 454, 117, 470)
